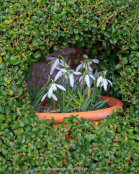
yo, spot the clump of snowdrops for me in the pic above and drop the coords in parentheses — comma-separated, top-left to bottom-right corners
(31, 54, 112, 113)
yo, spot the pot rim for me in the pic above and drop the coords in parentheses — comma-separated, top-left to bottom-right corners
(35, 96, 123, 123)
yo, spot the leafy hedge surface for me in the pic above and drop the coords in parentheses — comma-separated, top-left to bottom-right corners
(0, 0, 139, 173)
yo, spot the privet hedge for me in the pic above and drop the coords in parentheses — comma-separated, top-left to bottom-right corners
(0, 0, 139, 173)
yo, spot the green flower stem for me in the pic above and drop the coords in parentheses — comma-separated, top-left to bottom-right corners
(79, 73, 85, 112)
(100, 86, 102, 96)
(52, 98, 56, 110)
(62, 77, 65, 112)
(68, 79, 69, 99)
(37, 61, 52, 92)
(88, 87, 91, 97)
(33, 75, 50, 111)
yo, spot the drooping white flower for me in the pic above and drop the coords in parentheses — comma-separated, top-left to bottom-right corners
(54, 70, 62, 81)
(46, 56, 56, 61)
(68, 70, 82, 87)
(47, 56, 69, 75)
(83, 54, 99, 64)
(76, 55, 99, 72)
(83, 54, 88, 59)
(57, 68, 82, 87)
(79, 72, 95, 87)
(76, 61, 93, 72)
(41, 92, 58, 101)
(50, 58, 60, 75)
(59, 59, 69, 68)
(48, 83, 66, 97)
(97, 76, 112, 91)
(97, 76, 104, 87)
(54, 68, 67, 81)
(41, 82, 66, 101)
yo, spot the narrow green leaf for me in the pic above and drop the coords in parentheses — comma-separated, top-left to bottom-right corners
(94, 99, 109, 110)
(64, 95, 77, 113)
(81, 96, 91, 111)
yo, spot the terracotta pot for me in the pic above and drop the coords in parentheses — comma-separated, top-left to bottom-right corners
(31, 96, 123, 148)
(36, 96, 123, 123)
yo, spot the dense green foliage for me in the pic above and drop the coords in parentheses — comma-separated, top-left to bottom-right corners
(0, 0, 139, 173)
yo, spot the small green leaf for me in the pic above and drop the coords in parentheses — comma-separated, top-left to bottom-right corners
(122, 57, 128, 64)
(75, 35, 79, 40)
(104, 32, 111, 38)
(115, 64, 122, 69)
(92, 21, 97, 28)
(102, 41, 110, 50)
(0, 114, 5, 120)
(9, 56, 20, 65)
(17, 108, 22, 116)
(65, 122, 73, 128)
(36, 11, 42, 16)
(73, 28, 79, 34)
(110, 38, 118, 44)
(99, 61, 110, 70)
(109, 57, 116, 69)
(34, 51, 41, 59)
(54, 45, 60, 50)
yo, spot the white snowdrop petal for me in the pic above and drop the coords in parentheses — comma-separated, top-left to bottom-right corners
(83, 54, 88, 59)
(60, 68, 67, 73)
(46, 56, 56, 60)
(52, 94, 57, 101)
(103, 79, 107, 91)
(97, 76, 102, 87)
(89, 65, 93, 72)
(48, 86, 53, 98)
(92, 59, 99, 64)
(85, 75, 90, 87)
(69, 74, 74, 87)
(89, 75, 95, 80)
(79, 76, 83, 81)
(60, 59, 64, 64)
(76, 64, 82, 72)
(73, 71, 82, 75)
(104, 70, 107, 75)
(41, 93, 48, 102)
(56, 67, 60, 70)
(50, 59, 59, 75)
(52, 84, 57, 91)
(107, 79, 113, 86)
(56, 84, 66, 91)
(60, 62, 69, 67)
(54, 71, 62, 81)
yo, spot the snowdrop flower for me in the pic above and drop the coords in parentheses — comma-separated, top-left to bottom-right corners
(50, 58, 60, 75)
(76, 54, 99, 72)
(41, 82, 66, 101)
(46, 56, 56, 61)
(83, 54, 99, 64)
(46, 56, 69, 75)
(68, 70, 82, 87)
(41, 92, 58, 101)
(79, 72, 95, 87)
(59, 59, 69, 68)
(76, 61, 93, 72)
(54, 68, 67, 81)
(97, 76, 112, 91)
(57, 68, 82, 87)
